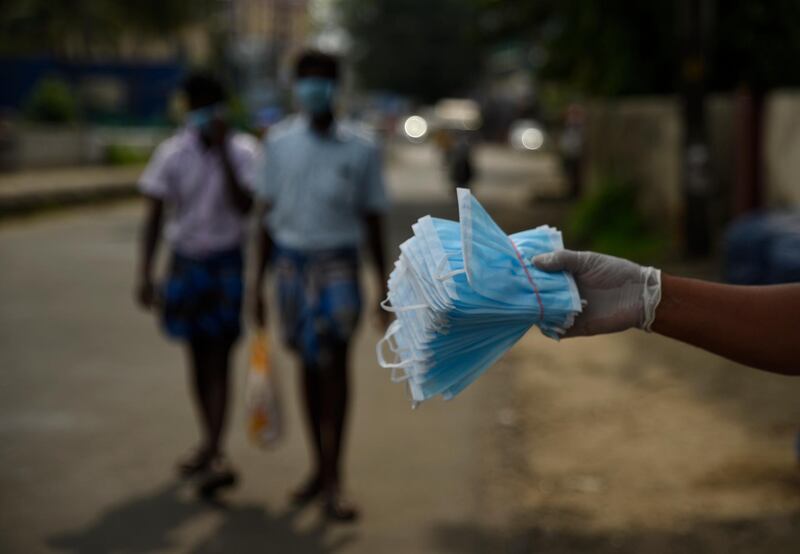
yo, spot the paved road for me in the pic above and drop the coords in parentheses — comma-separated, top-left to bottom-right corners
(0, 144, 561, 553)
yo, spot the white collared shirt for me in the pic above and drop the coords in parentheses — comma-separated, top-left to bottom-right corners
(256, 116, 388, 251)
(139, 128, 259, 257)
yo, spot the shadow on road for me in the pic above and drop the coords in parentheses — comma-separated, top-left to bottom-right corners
(188, 506, 356, 554)
(47, 480, 356, 554)
(431, 508, 800, 554)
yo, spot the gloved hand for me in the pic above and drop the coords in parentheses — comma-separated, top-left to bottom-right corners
(533, 250, 662, 337)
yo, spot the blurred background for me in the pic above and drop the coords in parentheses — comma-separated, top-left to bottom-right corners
(1, 1, 799, 553)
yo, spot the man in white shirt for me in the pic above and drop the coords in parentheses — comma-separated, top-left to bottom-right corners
(253, 50, 389, 522)
(136, 73, 258, 496)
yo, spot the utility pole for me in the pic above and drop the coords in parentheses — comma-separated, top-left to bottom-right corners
(679, 0, 714, 257)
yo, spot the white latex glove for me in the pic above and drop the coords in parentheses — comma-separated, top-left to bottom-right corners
(534, 250, 662, 337)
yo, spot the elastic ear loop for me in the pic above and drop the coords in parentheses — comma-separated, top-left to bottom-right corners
(384, 262, 436, 313)
(376, 322, 424, 382)
(376, 321, 401, 368)
(380, 297, 428, 312)
(409, 257, 457, 334)
(434, 256, 466, 281)
(384, 260, 421, 311)
(388, 279, 448, 334)
(403, 255, 452, 318)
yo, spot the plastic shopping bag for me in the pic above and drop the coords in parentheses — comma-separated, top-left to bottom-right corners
(245, 330, 282, 447)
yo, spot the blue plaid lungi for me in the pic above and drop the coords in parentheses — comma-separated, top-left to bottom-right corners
(273, 245, 362, 366)
(161, 248, 243, 341)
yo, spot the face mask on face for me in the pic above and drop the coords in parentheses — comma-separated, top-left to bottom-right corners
(376, 188, 583, 405)
(186, 103, 226, 133)
(294, 77, 336, 115)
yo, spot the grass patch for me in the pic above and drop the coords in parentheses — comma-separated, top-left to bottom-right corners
(104, 144, 152, 166)
(567, 174, 669, 263)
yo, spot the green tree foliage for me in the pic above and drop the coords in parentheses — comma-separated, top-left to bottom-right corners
(114, 0, 216, 37)
(567, 174, 668, 262)
(340, 0, 481, 102)
(474, 0, 800, 96)
(714, 0, 800, 90)
(0, 0, 213, 57)
(538, 2, 677, 96)
(474, 0, 677, 96)
(24, 76, 79, 123)
(0, 0, 118, 55)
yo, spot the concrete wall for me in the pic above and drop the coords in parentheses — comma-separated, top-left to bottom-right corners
(584, 97, 683, 228)
(764, 91, 800, 207)
(12, 127, 91, 169)
(0, 126, 169, 170)
(585, 91, 800, 215)
(581, 94, 796, 237)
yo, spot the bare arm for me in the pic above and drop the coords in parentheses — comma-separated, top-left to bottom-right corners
(364, 212, 390, 327)
(252, 203, 274, 327)
(653, 275, 800, 375)
(136, 196, 164, 309)
(534, 250, 800, 376)
(364, 212, 388, 295)
(219, 144, 252, 214)
(210, 120, 252, 214)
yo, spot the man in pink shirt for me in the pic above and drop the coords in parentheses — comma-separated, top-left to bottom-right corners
(135, 73, 258, 497)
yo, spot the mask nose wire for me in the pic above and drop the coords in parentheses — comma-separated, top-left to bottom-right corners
(509, 239, 545, 322)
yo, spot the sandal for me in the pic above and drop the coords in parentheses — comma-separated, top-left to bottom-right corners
(177, 447, 214, 478)
(323, 492, 359, 523)
(290, 474, 324, 507)
(197, 456, 238, 498)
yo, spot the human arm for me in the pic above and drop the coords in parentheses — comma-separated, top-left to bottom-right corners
(249, 132, 279, 328)
(136, 196, 164, 309)
(534, 250, 800, 376)
(652, 274, 800, 375)
(360, 141, 390, 325)
(252, 203, 274, 327)
(211, 120, 252, 214)
(364, 212, 389, 325)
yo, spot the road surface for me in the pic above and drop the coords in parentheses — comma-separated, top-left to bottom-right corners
(0, 143, 560, 553)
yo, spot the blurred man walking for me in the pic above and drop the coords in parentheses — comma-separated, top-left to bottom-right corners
(253, 50, 388, 522)
(135, 73, 258, 496)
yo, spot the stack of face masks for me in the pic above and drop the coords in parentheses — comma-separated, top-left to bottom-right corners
(377, 189, 582, 405)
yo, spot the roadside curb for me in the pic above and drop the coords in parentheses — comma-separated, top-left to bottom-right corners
(0, 182, 139, 219)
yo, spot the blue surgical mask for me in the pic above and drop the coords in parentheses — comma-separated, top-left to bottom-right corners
(377, 188, 582, 405)
(186, 103, 226, 131)
(294, 77, 336, 115)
